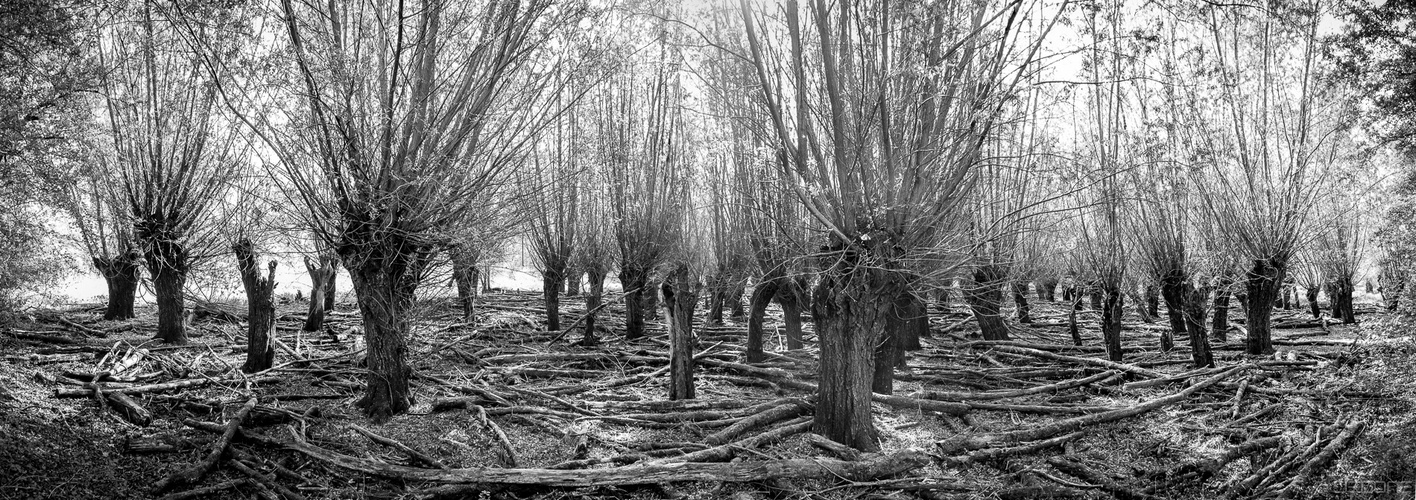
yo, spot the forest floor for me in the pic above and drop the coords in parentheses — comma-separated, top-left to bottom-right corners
(1, 289, 1414, 499)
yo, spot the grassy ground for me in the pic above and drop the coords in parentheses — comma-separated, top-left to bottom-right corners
(0, 290, 1410, 499)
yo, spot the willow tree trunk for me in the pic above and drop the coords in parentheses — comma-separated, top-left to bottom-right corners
(813, 261, 896, 452)
(542, 271, 564, 332)
(1212, 276, 1232, 343)
(746, 277, 782, 363)
(663, 271, 697, 400)
(901, 291, 927, 350)
(581, 269, 606, 347)
(94, 253, 140, 321)
(1068, 293, 1083, 346)
(235, 240, 277, 373)
(1089, 289, 1104, 310)
(1244, 259, 1284, 356)
(1306, 286, 1320, 319)
(620, 268, 649, 340)
(452, 258, 479, 320)
(1012, 282, 1032, 324)
(324, 267, 337, 311)
(1334, 279, 1356, 324)
(145, 241, 188, 344)
(1101, 286, 1124, 362)
(965, 266, 1009, 341)
(304, 256, 336, 331)
(1159, 274, 1185, 353)
(729, 285, 747, 319)
(346, 250, 427, 422)
(1145, 284, 1161, 319)
(565, 270, 581, 297)
(873, 286, 913, 395)
(643, 278, 661, 321)
(777, 279, 805, 350)
(707, 282, 727, 326)
(1183, 285, 1213, 368)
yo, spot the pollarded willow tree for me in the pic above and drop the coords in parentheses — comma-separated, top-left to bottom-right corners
(1187, 1, 1342, 355)
(203, 0, 594, 419)
(523, 108, 582, 333)
(100, 1, 246, 343)
(598, 23, 689, 341)
(60, 153, 142, 321)
(737, 0, 1059, 449)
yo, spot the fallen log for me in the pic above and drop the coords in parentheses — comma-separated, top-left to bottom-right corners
(937, 365, 1245, 453)
(1273, 419, 1367, 498)
(228, 459, 308, 500)
(983, 345, 1166, 379)
(5, 352, 96, 364)
(917, 370, 1119, 402)
(105, 391, 152, 426)
(3, 330, 84, 345)
(1048, 456, 1159, 500)
(655, 417, 812, 463)
(155, 479, 251, 500)
(351, 424, 448, 469)
(285, 429, 931, 487)
(806, 433, 862, 461)
(153, 397, 258, 494)
(703, 399, 811, 445)
(937, 432, 1083, 467)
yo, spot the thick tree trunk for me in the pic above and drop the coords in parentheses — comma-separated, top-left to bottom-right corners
(542, 272, 564, 332)
(1089, 289, 1104, 310)
(902, 291, 927, 350)
(663, 269, 697, 400)
(346, 249, 427, 422)
(304, 255, 336, 331)
(707, 282, 727, 326)
(581, 269, 606, 347)
(1306, 286, 1320, 319)
(1101, 285, 1124, 362)
(1145, 284, 1160, 318)
(1159, 274, 1185, 353)
(234, 240, 277, 373)
(1068, 293, 1083, 346)
(964, 266, 1009, 341)
(146, 240, 188, 344)
(1012, 282, 1032, 324)
(620, 269, 649, 340)
(745, 278, 781, 363)
(1243, 259, 1284, 356)
(777, 279, 804, 350)
(643, 278, 661, 321)
(1183, 285, 1213, 368)
(1212, 276, 1232, 343)
(452, 257, 478, 320)
(813, 263, 895, 452)
(324, 267, 337, 311)
(1335, 278, 1356, 324)
(729, 285, 746, 319)
(94, 252, 140, 321)
(565, 270, 581, 297)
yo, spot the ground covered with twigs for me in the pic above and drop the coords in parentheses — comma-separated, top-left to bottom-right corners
(1, 290, 1413, 499)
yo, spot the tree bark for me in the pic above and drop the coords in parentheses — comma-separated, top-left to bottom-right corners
(1068, 292, 1083, 346)
(1183, 285, 1213, 368)
(1145, 283, 1160, 318)
(304, 255, 336, 331)
(346, 249, 428, 422)
(663, 268, 697, 400)
(1160, 273, 1185, 353)
(1101, 285, 1124, 362)
(902, 290, 927, 350)
(1211, 276, 1232, 343)
(746, 278, 782, 363)
(565, 269, 581, 297)
(1089, 288, 1103, 310)
(729, 285, 747, 319)
(542, 271, 563, 332)
(707, 281, 727, 326)
(776, 279, 805, 350)
(146, 240, 188, 344)
(965, 265, 1009, 341)
(581, 269, 606, 347)
(1335, 278, 1356, 324)
(324, 265, 337, 311)
(451, 250, 478, 320)
(1243, 259, 1285, 355)
(620, 268, 649, 340)
(1012, 281, 1032, 324)
(94, 251, 141, 321)
(1306, 286, 1320, 319)
(234, 240, 277, 373)
(642, 278, 661, 321)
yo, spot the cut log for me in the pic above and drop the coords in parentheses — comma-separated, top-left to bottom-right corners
(286, 429, 931, 487)
(702, 399, 810, 445)
(152, 397, 258, 494)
